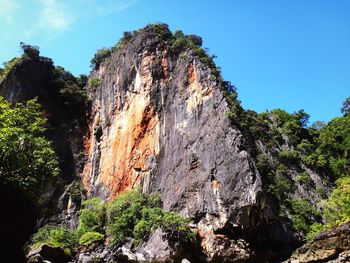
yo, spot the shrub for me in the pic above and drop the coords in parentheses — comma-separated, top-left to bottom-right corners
(133, 207, 163, 241)
(289, 199, 320, 235)
(268, 164, 292, 200)
(31, 225, 75, 254)
(111, 30, 139, 53)
(160, 211, 192, 239)
(88, 77, 100, 89)
(106, 190, 192, 246)
(20, 42, 40, 59)
(32, 191, 191, 251)
(306, 177, 350, 240)
(51, 66, 88, 110)
(305, 223, 325, 241)
(90, 48, 111, 70)
(0, 57, 21, 81)
(316, 186, 327, 199)
(278, 150, 299, 164)
(296, 171, 311, 186)
(323, 177, 350, 226)
(59, 84, 87, 107)
(76, 198, 105, 238)
(145, 23, 172, 40)
(187, 35, 202, 47)
(79, 232, 104, 246)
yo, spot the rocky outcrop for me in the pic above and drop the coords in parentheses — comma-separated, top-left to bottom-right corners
(1, 24, 333, 262)
(287, 222, 350, 263)
(0, 56, 87, 181)
(27, 244, 69, 263)
(81, 25, 294, 261)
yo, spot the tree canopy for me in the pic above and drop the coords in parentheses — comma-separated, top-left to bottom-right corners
(0, 97, 59, 198)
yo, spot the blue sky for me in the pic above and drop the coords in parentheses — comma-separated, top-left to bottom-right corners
(0, 0, 349, 123)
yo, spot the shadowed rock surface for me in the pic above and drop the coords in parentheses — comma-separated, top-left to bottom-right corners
(287, 222, 350, 263)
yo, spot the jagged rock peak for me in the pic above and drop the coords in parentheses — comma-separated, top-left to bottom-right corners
(80, 23, 277, 260)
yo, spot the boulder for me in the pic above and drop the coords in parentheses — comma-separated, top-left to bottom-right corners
(27, 244, 69, 263)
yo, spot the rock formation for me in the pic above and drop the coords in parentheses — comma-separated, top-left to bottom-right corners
(287, 222, 350, 263)
(0, 23, 347, 262)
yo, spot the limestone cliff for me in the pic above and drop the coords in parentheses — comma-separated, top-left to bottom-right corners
(81, 25, 291, 261)
(0, 24, 340, 263)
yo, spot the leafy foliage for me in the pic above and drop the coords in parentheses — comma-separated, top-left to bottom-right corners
(20, 42, 40, 59)
(88, 77, 101, 89)
(323, 177, 350, 226)
(307, 177, 350, 240)
(52, 66, 88, 110)
(106, 190, 192, 246)
(31, 225, 75, 254)
(90, 48, 111, 70)
(315, 115, 350, 177)
(296, 171, 312, 186)
(76, 198, 106, 238)
(289, 199, 320, 235)
(31, 190, 191, 251)
(0, 57, 21, 81)
(0, 97, 59, 198)
(79, 232, 104, 246)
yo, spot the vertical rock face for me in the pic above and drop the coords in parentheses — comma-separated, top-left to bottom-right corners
(82, 27, 263, 243)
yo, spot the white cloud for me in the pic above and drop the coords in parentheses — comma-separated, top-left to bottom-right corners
(1, 0, 138, 42)
(23, 0, 74, 39)
(39, 0, 72, 31)
(0, 0, 18, 24)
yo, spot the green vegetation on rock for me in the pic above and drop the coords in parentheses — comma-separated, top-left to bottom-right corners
(76, 197, 106, 239)
(88, 77, 101, 90)
(79, 232, 104, 246)
(223, 80, 350, 240)
(106, 190, 192, 246)
(31, 190, 192, 253)
(0, 97, 59, 199)
(0, 57, 21, 81)
(31, 225, 75, 254)
(52, 66, 88, 110)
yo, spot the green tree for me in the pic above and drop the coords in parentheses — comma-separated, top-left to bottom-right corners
(0, 97, 59, 198)
(317, 115, 350, 177)
(20, 42, 40, 59)
(323, 177, 350, 226)
(90, 48, 111, 70)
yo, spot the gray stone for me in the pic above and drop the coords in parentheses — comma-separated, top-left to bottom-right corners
(287, 222, 350, 263)
(27, 244, 69, 263)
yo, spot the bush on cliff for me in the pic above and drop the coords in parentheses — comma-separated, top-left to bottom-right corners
(306, 177, 350, 240)
(31, 225, 75, 254)
(30, 190, 192, 251)
(90, 48, 111, 70)
(79, 232, 104, 246)
(75, 197, 106, 238)
(107, 190, 192, 247)
(0, 57, 21, 81)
